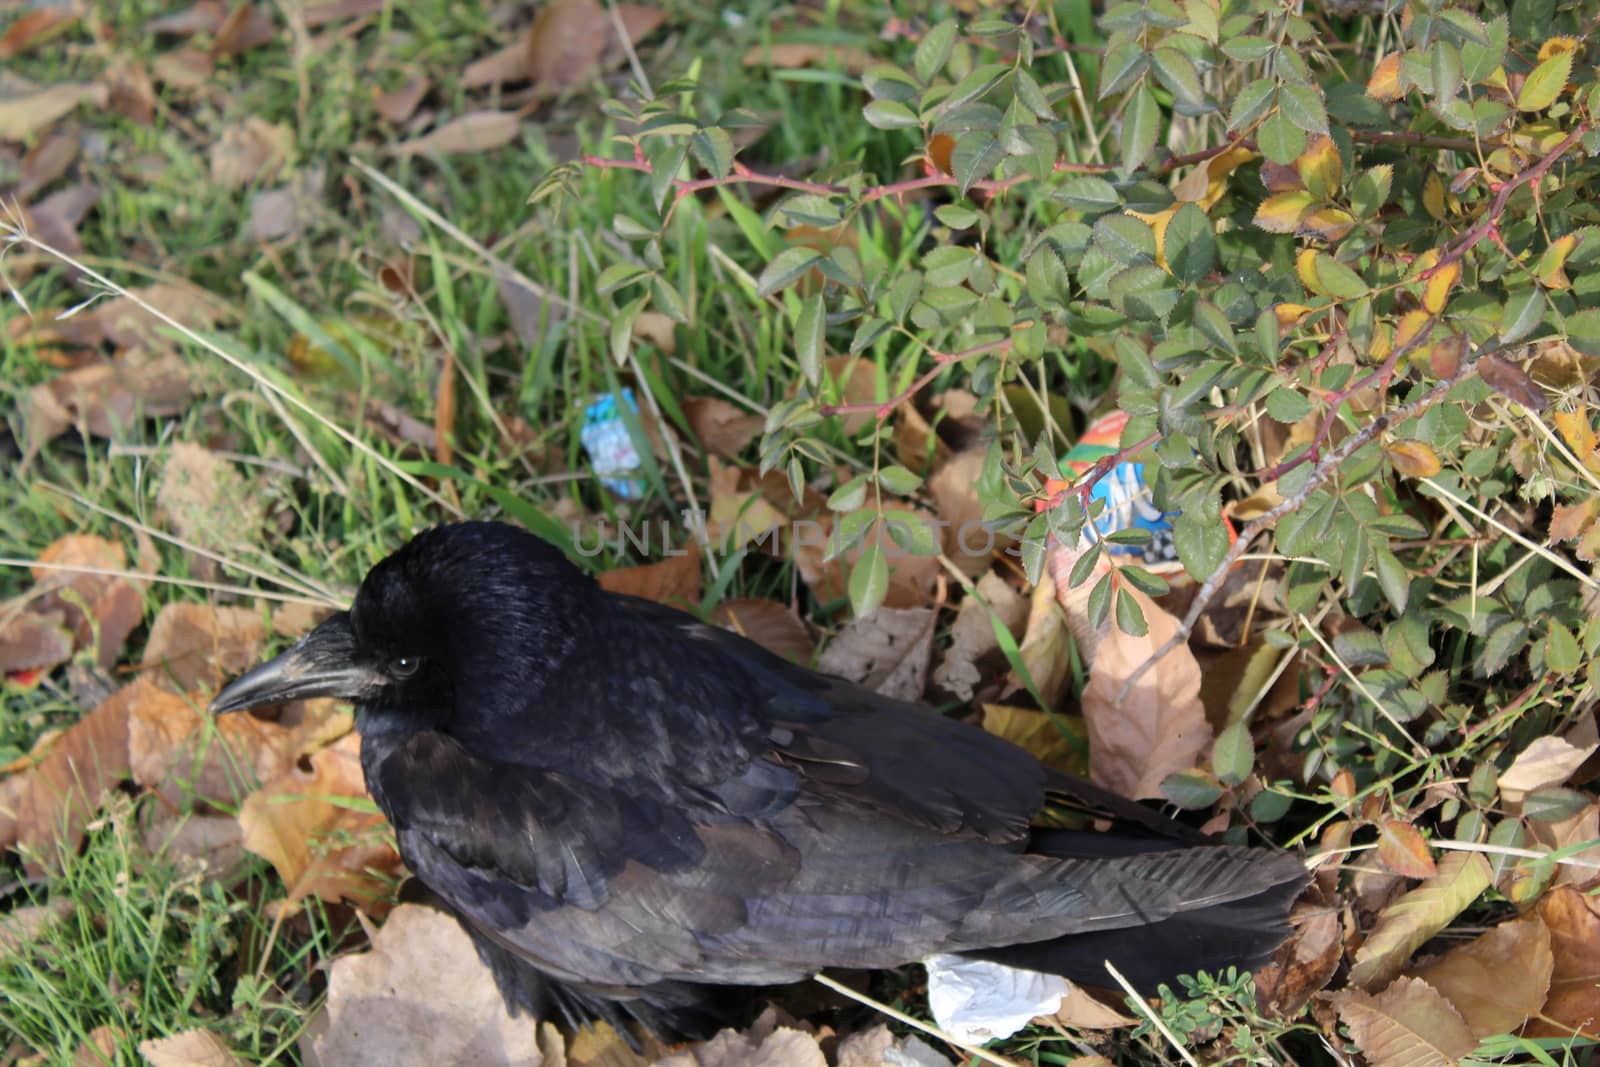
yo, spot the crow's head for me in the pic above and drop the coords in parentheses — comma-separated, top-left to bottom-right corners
(210, 522, 591, 731)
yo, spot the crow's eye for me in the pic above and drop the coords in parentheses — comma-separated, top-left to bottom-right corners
(389, 656, 422, 679)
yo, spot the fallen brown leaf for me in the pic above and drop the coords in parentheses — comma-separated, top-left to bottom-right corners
(1528, 885, 1600, 1038)
(834, 1025, 953, 1066)
(0, 613, 74, 675)
(211, 3, 275, 56)
(526, 0, 664, 92)
(0, 7, 80, 59)
(597, 549, 701, 607)
(1348, 852, 1492, 992)
(24, 354, 191, 453)
(1254, 904, 1341, 1014)
(683, 396, 762, 460)
(0, 678, 145, 869)
(208, 116, 290, 188)
(816, 606, 936, 702)
(21, 180, 101, 262)
(73, 1024, 120, 1067)
(374, 75, 430, 125)
(461, 40, 531, 89)
(1009, 569, 1071, 709)
(1050, 984, 1138, 1030)
(653, 1027, 826, 1067)
(14, 131, 79, 202)
(1375, 819, 1437, 879)
(739, 41, 873, 74)
(387, 111, 521, 157)
(1064, 557, 1211, 800)
(928, 449, 995, 577)
(932, 571, 1026, 701)
(157, 442, 268, 553)
(140, 603, 266, 695)
(1499, 734, 1597, 805)
(148, 1, 226, 36)
(1332, 976, 1476, 1067)
(1405, 914, 1552, 1039)
(303, 0, 385, 27)
(981, 705, 1086, 776)
(238, 733, 401, 912)
(710, 599, 813, 664)
(151, 48, 214, 91)
(0, 80, 106, 141)
(141, 810, 249, 881)
(304, 903, 554, 1067)
(138, 1028, 247, 1067)
(94, 282, 226, 351)
(0, 898, 73, 960)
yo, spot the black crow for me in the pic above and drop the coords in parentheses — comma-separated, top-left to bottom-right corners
(212, 521, 1308, 1038)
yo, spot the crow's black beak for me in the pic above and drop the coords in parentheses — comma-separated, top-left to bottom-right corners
(210, 611, 382, 714)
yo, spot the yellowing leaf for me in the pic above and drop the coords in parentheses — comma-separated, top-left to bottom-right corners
(1253, 190, 1316, 233)
(1295, 248, 1320, 292)
(1274, 303, 1314, 331)
(1295, 135, 1342, 199)
(1334, 977, 1477, 1067)
(1539, 36, 1582, 62)
(1385, 440, 1442, 478)
(1377, 819, 1437, 878)
(1422, 261, 1459, 315)
(1349, 852, 1492, 991)
(1299, 206, 1356, 242)
(1519, 49, 1573, 112)
(1552, 410, 1599, 463)
(1406, 916, 1553, 1038)
(1174, 143, 1256, 211)
(981, 705, 1087, 775)
(1366, 52, 1403, 101)
(1395, 308, 1434, 350)
(1127, 204, 1179, 272)
(1538, 233, 1578, 289)
(1423, 171, 1447, 219)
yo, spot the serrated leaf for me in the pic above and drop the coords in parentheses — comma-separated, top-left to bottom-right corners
(1058, 175, 1121, 213)
(1258, 109, 1305, 165)
(794, 294, 826, 387)
(1172, 511, 1228, 581)
(1279, 84, 1328, 133)
(876, 464, 921, 495)
(864, 99, 920, 130)
(1313, 253, 1369, 299)
(1564, 307, 1600, 356)
(1164, 202, 1215, 283)
(1253, 190, 1316, 234)
(951, 131, 1005, 195)
(1212, 719, 1253, 787)
(1228, 78, 1277, 131)
(1121, 83, 1162, 175)
(1151, 46, 1204, 109)
(1518, 49, 1572, 111)
(1334, 978, 1477, 1066)
(915, 20, 958, 84)
(690, 127, 734, 179)
(757, 247, 823, 297)
(1373, 542, 1411, 612)
(1545, 621, 1581, 674)
(1094, 214, 1158, 266)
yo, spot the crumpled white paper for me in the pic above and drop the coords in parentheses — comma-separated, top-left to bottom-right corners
(923, 954, 1070, 1045)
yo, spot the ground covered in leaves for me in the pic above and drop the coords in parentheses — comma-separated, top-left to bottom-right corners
(3, 1, 1600, 1066)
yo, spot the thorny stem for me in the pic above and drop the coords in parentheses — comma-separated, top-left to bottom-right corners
(1114, 341, 1489, 706)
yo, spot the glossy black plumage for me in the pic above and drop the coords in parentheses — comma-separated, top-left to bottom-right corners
(212, 521, 1309, 1037)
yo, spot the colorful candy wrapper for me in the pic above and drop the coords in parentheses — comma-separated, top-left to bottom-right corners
(1040, 410, 1234, 574)
(579, 389, 647, 499)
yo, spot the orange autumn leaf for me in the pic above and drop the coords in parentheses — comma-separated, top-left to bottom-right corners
(1367, 52, 1403, 101)
(1422, 261, 1459, 314)
(1384, 440, 1442, 478)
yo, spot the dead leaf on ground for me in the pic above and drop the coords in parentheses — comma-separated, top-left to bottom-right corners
(0, 898, 73, 960)
(249, 165, 326, 242)
(598, 549, 701, 607)
(633, 309, 676, 352)
(148, 1, 226, 36)
(374, 75, 430, 125)
(1348, 852, 1492, 992)
(1332, 976, 1477, 1067)
(932, 571, 1025, 701)
(1405, 914, 1552, 1038)
(1050, 985, 1138, 1030)
(272, 601, 331, 638)
(1065, 561, 1211, 801)
(494, 266, 546, 348)
(709, 599, 814, 665)
(141, 810, 249, 881)
(208, 116, 291, 188)
(834, 1025, 952, 1066)
(14, 131, 79, 202)
(526, 0, 664, 92)
(739, 42, 873, 74)
(1531, 800, 1600, 890)
(816, 606, 936, 702)
(387, 111, 521, 157)
(157, 442, 268, 553)
(73, 1024, 120, 1067)
(138, 1028, 247, 1067)
(238, 732, 401, 912)
(303, 0, 386, 27)
(0, 7, 81, 59)
(107, 59, 157, 124)
(1499, 734, 1598, 806)
(0, 614, 74, 674)
(1375, 819, 1437, 879)
(0, 80, 106, 141)
(461, 40, 532, 89)
(1528, 885, 1600, 1038)
(684, 396, 762, 460)
(140, 603, 266, 694)
(1254, 904, 1341, 1014)
(928, 449, 997, 577)
(653, 1027, 826, 1067)
(212, 3, 275, 56)
(95, 281, 227, 351)
(152, 48, 215, 91)
(4, 533, 143, 673)
(130, 690, 350, 807)
(981, 705, 1086, 776)
(304, 903, 553, 1067)
(0, 678, 143, 870)
(21, 181, 101, 262)
(1007, 568, 1071, 709)
(706, 459, 789, 552)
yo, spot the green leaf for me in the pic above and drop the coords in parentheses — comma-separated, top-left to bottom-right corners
(1087, 570, 1114, 630)
(1279, 85, 1328, 132)
(1164, 202, 1215, 283)
(952, 132, 1006, 195)
(935, 204, 980, 229)
(1058, 176, 1121, 213)
(1212, 720, 1254, 787)
(1373, 542, 1411, 613)
(1151, 47, 1205, 109)
(1115, 587, 1148, 636)
(864, 100, 921, 130)
(794, 293, 826, 387)
(1161, 770, 1224, 809)
(610, 293, 649, 365)
(1266, 386, 1312, 423)
(1518, 50, 1573, 112)
(689, 127, 734, 179)
(877, 465, 922, 495)
(850, 316, 891, 354)
(1315, 254, 1369, 299)
(1098, 41, 1148, 100)
(1545, 621, 1582, 674)
(1094, 214, 1157, 266)
(883, 509, 940, 555)
(1121, 83, 1162, 175)
(1014, 69, 1055, 120)
(828, 474, 869, 512)
(1192, 300, 1237, 356)
(1257, 109, 1305, 165)
(1173, 510, 1229, 582)
(1566, 308, 1600, 356)
(1228, 79, 1276, 131)
(1500, 287, 1545, 343)
(848, 544, 890, 617)
(923, 245, 976, 287)
(757, 247, 823, 297)
(596, 262, 651, 296)
(940, 63, 1010, 116)
(915, 20, 958, 84)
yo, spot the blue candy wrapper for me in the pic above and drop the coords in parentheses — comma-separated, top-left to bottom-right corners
(580, 389, 647, 499)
